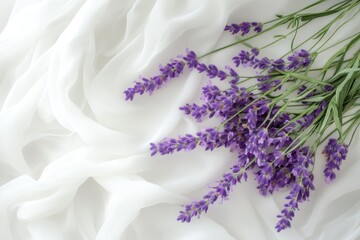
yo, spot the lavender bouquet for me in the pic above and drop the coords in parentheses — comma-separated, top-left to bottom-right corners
(124, 0, 360, 232)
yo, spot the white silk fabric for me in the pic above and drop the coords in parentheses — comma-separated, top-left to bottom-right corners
(0, 0, 359, 239)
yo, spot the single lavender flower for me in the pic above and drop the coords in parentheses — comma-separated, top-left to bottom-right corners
(124, 60, 185, 101)
(177, 161, 248, 223)
(275, 148, 315, 232)
(150, 128, 231, 156)
(150, 134, 198, 156)
(323, 138, 348, 183)
(124, 50, 199, 101)
(224, 22, 263, 35)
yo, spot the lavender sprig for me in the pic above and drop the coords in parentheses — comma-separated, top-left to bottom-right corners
(124, 49, 198, 101)
(224, 22, 263, 35)
(323, 139, 348, 183)
(177, 160, 250, 223)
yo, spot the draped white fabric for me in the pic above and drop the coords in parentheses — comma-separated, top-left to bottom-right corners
(0, 0, 359, 239)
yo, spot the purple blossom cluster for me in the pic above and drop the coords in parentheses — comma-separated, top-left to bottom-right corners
(178, 160, 248, 223)
(150, 128, 230, 156)
(323, 138, 348, 183)
(232, 48, 311, 72)
(275, 147, 315, 231)
(124, 49, 198, 101)
(224, 22, 263, 35)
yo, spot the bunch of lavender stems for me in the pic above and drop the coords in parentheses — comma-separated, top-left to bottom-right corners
(124, 0, 360, 232)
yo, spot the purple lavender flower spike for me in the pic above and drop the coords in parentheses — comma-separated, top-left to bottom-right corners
(124, 59, 185, 101)
(125, 49, 199, 101)
(275, 147, 315, 232)
(150, 134, 198, 156)
(224, 22, 263, 35)
(177, 161, 247, 223)
(150, 128, 231, 156)
(323, 138, 348, 183)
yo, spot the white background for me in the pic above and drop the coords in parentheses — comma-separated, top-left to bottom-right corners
(0, 0, 359, 239)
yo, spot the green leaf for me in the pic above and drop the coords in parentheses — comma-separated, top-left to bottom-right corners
(322, 47, 346, 75)
(300, 9, 340, 21)
(302, 94, 331, 103)
(320, 106, 332, 133)
(330, 102, 343, 138)
(333, 61, 360, 114)
(348, 72, 360, 98)
(335, 34, 360, 73)
(346, 53, 360, 98)
(285, 72, 328, 85)
(273, 35, 286, 38)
